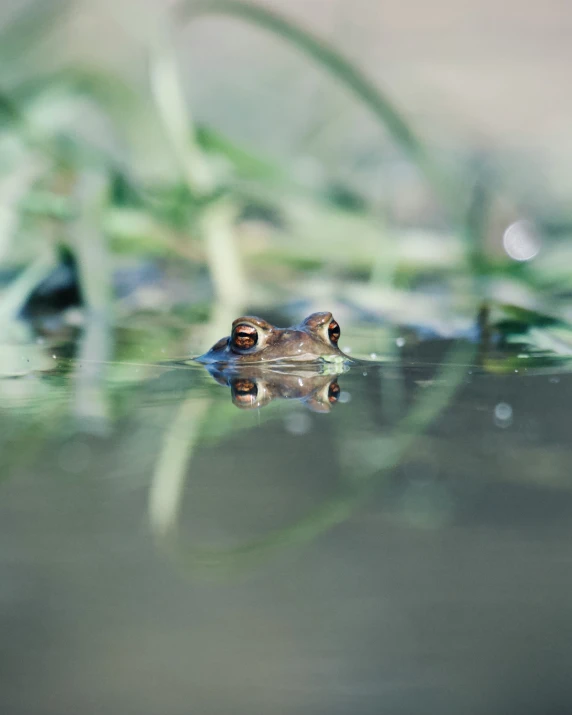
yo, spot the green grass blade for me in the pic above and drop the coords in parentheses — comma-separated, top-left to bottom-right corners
(175, 0, 459, 211)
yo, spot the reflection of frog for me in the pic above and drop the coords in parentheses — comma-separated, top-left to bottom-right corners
(204, 364, 343, 412)
(197, 312, 350, 365)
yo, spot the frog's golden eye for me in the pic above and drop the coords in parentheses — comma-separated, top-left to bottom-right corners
(328, 320, 340, 345)
(232, 324, 258, 350)
(328, 380, 340, 404)
(231, 378, 258, 406)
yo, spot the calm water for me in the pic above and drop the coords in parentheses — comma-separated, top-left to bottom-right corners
(1, 334, 572, 714)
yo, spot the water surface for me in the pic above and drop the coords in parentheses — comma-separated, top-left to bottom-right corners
(1, 334, 571, 715)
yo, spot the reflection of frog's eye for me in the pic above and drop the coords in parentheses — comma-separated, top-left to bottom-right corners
(232, 324, 258, 350)
(231, 378, 258, 405)
(328, 320, 340, 345)
(328, 380, 340, 404)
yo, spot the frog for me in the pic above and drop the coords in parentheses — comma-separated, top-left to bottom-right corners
(196, 312, 351, 366)
(205, 364, 342, 412)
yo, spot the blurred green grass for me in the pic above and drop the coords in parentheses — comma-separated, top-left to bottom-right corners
(2, 0, 569, 329)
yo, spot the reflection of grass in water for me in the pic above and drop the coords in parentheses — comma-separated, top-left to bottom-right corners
(0, 383, 71, 477)
(149, 340, 476, 577)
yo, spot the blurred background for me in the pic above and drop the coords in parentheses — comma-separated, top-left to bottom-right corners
(2, 2, 572, 714)
(2, 0, 572, 342)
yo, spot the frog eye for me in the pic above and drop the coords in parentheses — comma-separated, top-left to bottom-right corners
(328, 380, 340, 404)
(328, 320, 340, 345)
(231, 323, 258, 350)
(231, 378, 258, 407)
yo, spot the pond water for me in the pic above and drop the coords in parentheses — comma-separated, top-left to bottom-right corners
(1, 326, 572, 714)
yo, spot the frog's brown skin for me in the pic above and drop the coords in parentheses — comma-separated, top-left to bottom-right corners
(196, 312, 350, 365)
(206, 364, 342, 412)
